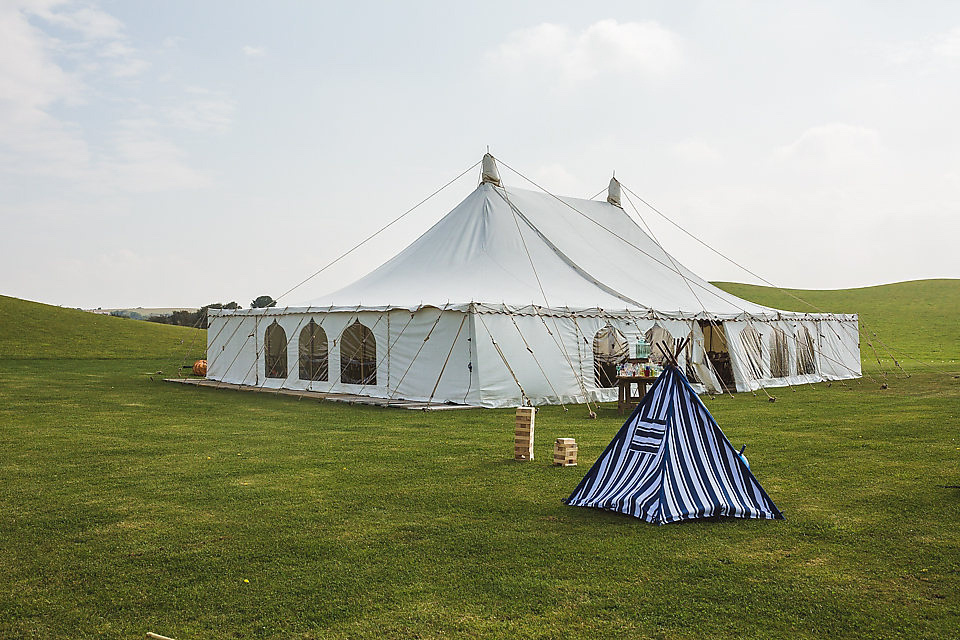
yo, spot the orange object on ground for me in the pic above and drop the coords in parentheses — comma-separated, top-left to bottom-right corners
(192, 360, 207, 376)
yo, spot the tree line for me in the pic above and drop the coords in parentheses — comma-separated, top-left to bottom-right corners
(147, 296, 276, 329)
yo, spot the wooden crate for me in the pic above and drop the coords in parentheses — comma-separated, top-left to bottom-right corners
(553, 437, 577, 466)
(514, 407, 535, 461)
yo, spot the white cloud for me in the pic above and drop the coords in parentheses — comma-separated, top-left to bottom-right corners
(0, 3, 83, 109)
(886, 25, 960, 65)
(488, 19, 682, 86)
(775, 123, 884, 172)
(165, 89, 235, 133)
(102, 118, 210, 192)
(530, 163, 584, 195)
(107, 56, 150, 78)
(0, 1, 91, 175)
(671, 138, 722, 164)
(27, 1, 149, 78)
(0, 1, 216, 194)
(242, 45, 266, 57)
(933, 26, 960, 57)
(947, 169, 960, 188)
(97, 40, 149, 77)
(30, 1, 124, 41)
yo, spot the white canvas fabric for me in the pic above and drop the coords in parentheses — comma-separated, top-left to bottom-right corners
(303, 183, 780, 317)
(206, 159, 861, 406)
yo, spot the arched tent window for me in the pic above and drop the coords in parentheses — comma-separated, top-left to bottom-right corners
(770, 330, 790, 378)
(645, 325, 674, 365)
(593, 324, 628, 388)
(340, 320, 377, 385)
(739, 324, 766, 380)
(796, 325, 816, 375)
(299, 320, 328, 382)
(264, 320, 287, 379)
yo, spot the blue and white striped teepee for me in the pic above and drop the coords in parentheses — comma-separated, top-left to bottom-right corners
(565, 366, 784, 524)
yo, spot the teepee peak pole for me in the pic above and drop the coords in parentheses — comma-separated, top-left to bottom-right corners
(655, 337, 689, 368)
(655, 341, 674, 367)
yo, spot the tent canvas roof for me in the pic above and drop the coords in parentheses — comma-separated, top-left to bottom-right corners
(304, 181, 781, 319)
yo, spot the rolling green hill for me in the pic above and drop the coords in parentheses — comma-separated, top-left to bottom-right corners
(4, 279, 957, 364)
(714, 279, 960, 364)
(0, 295, 204, 360)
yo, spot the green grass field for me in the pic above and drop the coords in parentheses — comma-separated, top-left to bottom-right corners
(1, 283, 958, 638)
(715, 279, 960, 364)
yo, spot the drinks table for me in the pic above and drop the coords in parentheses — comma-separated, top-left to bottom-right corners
(617, 375, 659, 415)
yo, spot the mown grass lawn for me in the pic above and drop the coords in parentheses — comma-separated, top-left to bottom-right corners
(1, 286, 958, 638)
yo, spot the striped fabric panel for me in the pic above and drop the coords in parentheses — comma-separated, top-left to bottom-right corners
(565, 367, 783, 525)
(651, 378, 781, 523)
(628, 422, 666, 454)
(627, 380, 671, 454)
(566, 373, 675, 507)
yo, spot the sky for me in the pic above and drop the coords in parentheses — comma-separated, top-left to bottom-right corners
(2, 0, 959, 309)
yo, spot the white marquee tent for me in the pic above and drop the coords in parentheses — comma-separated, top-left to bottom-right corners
(206, 155, 861, 407)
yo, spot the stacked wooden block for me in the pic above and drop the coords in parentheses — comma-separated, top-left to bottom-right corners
(553, 438, 578, 466)
(514, 407, 535, 461)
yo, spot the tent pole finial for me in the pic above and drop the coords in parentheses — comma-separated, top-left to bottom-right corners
(607, 176, 622, 207)
(481, 152, 502, 187)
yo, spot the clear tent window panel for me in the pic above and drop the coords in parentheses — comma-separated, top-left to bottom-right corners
(265, 320, 287, 379)
(739, 324, 766, 380)
(593, 324, 628, 388)
(645, 325, 674, 365)
(340, 320, 377, 385)
(770, 330, 790, 378)
(797, 325, 817, 375)
(299, 319, 328, 382)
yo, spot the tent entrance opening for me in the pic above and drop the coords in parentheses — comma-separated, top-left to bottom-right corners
(699, 320, 735, 389)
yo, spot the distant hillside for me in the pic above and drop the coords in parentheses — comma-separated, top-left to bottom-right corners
(714, 279, 960, 363)
(86, 307, 198, 319)
(0, 295, 205, 360)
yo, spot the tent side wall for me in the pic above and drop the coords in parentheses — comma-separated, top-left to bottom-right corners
(207, 313, 259, 385)
(384, 308, 479, 405)
(207, 309, 861, 405)
(724, 316, 860, 392)
(817, 318, 862, 381)
(206, 308, 480, 405)
(473, 313, 592, 407)
(471, 311, 698, 408)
